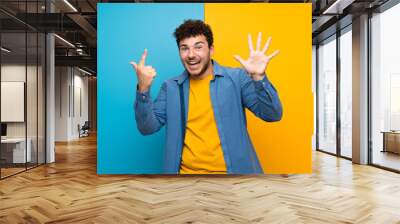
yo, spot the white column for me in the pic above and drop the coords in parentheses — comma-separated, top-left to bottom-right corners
(45, 1, 55, 163)
(46, 33, 55, 163)
(352, 14, 369, 164)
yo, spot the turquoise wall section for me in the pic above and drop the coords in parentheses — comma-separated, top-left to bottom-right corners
(97, 3, 204, 174)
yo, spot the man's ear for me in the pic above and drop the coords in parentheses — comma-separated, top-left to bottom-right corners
(210, 45, 215, 55)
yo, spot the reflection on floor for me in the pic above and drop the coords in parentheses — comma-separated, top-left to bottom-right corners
(373, 150, 400, 170)
(0, 162, 41, 178)
(0, 167, 25, 177)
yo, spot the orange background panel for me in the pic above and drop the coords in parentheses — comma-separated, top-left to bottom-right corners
(205, 3, 313, 173)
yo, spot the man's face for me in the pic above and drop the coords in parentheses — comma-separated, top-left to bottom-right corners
(178, 35, 214, 77)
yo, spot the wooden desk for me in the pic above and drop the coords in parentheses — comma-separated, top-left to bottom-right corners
(381, 131, 400, 154)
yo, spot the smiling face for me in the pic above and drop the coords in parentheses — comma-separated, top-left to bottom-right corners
(178, 35, 214, 79)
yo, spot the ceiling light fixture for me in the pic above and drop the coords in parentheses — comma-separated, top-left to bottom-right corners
(1, 47, 11, 53)
(322, 0, 354, 15)
(54, 34, 75, 48)
(78, 67, 93, 76)
(63, 0, 78, 12)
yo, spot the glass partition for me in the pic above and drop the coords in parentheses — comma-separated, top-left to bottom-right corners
(38, 32, 45, 165)
(27, 30, 38, 169)
(1, 30, 28, 177)
(0, 1, 46, 179)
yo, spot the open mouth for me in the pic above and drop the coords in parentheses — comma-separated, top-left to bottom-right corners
(187, 61, 200, 67)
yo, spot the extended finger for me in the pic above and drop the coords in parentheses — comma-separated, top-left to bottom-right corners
(139, 48, 147, 66)
(268, 49, 280, 59)
(262, 37, 272, 54)
(248, 34, 254, 52)
(233, 55, 246, 67)
(256, 32, 262, 51)
(130, 61, 138, 70)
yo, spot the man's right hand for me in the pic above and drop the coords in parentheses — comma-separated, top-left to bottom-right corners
(130, 49, 157, 93)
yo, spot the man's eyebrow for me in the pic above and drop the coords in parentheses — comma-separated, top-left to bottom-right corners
(179, 41, 206, 48)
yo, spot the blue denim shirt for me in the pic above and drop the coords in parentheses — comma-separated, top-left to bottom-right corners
(134, 61, 282, 174)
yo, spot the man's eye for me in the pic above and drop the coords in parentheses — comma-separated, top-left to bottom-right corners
(180, 47, 188, 51)
(195, 46, 202, 50)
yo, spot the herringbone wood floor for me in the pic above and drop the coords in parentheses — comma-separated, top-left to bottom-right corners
(1, 134, 400, 224)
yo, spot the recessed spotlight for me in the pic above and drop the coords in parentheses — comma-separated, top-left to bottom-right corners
(77, 67, 93, 76)
(1, 47, 11, 53)
(54, 34, 75, 48)
(63, 0, 78, 12)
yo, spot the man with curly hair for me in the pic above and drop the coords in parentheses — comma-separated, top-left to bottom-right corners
(131, 19, 282, 174)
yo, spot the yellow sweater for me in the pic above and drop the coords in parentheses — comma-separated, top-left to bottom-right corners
(179, 74, 227, 174)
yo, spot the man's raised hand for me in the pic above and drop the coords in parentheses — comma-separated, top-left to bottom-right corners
(130, 49, 157, 93)
(234, 32, 280, 81)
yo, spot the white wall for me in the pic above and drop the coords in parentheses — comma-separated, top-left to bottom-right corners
(55, 66, 70, 141)
(73, 73, 89, 138)
(55, 67, 89, 141)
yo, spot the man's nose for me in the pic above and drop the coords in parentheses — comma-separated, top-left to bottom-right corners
(188, 48, 195, 58)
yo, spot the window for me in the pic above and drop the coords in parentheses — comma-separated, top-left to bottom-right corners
(318, 35, 337, 154)
(340, 27, 352, 158)
(371, 2, 400, 171)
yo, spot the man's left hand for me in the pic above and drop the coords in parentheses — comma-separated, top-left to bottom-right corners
(234, 32, 280, 81)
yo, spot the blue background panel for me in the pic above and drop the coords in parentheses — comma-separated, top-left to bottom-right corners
(97, 3, 204, 174)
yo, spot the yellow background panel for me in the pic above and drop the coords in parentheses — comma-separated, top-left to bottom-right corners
(205, 3, 313, 173)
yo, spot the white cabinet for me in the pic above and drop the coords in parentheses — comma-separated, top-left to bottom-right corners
(1, 138, 32, 163)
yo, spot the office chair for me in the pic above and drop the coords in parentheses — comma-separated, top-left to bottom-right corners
(78, 121, 90, 138)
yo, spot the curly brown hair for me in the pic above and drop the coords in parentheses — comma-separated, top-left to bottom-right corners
(173, 19, 213, 47)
